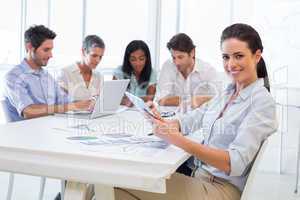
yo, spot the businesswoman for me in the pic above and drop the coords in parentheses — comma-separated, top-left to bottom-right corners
(58, 35, 105, 101)
(114, 24, 278, 200)
(113, 40, 157, 106)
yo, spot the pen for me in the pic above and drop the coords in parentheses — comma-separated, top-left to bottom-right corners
(147, 133, 154, 136)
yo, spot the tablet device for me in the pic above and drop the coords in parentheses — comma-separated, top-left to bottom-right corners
(125, 92, 161, 120)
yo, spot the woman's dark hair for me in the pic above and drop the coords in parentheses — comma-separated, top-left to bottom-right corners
(220, 23, 270, 91)
(122, 40, 152, 88)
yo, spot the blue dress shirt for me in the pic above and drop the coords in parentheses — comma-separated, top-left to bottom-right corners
(178, 78, 278, 191)
(3, 59, 69, 121)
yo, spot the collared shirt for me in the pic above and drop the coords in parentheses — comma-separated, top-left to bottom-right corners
(57, 63, 103, 101)
(113, 66, 157, 97)
(178, 78, 278, 191)
(3, 59, 69, 121)
(155, 58, 218, 102)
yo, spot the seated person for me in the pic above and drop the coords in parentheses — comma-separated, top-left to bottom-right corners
(114, 23, 278, 200)
(155, 33, 218, 111)
(57, 35, 105, 101)
(3, 25, 91, 121)
(113, 40, 157, 107)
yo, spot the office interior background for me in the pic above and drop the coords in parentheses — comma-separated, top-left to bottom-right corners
(0, 0, 300, 199)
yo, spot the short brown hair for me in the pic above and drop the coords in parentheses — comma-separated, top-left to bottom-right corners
(167, 33, 195, 53)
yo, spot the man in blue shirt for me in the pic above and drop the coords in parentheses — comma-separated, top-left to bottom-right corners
(3, 25, 92, 121)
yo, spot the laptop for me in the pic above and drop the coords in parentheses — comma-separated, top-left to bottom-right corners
(59, 79, 129, 119)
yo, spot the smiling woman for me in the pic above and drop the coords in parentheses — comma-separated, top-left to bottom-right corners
(221, 38, 260, 90)
(114, 23, 278, 200)
(221, 23, 269, 92)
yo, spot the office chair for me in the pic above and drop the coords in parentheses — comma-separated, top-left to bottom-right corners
(0, 99, 46, 200)
(240, 139, 269, 200)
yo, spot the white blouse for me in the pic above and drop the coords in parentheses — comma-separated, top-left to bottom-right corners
(178, 78, 278, 191)
(57, 63, 102, 101)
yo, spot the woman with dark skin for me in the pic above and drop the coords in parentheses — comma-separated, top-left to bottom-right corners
(113, 40, 157, 107)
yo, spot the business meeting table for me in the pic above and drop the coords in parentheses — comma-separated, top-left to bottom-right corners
(0, 108, 192, 200)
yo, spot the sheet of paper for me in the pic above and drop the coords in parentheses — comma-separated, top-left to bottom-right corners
(66, 133, 169, 156)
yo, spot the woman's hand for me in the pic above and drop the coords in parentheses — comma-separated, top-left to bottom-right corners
(152, 119, 182, 142)
(121, 96, 133, 107)
(146, 101, 162, 119)
(146, 101, 182, 141)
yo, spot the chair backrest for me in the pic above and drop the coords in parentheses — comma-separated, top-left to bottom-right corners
(241, 139, 269, 200)
(0, 98, 13, 123)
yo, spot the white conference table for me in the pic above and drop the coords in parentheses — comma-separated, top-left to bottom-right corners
(0, 109, 191, 200)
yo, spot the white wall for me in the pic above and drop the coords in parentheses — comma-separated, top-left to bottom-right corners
(236, 0, 300, 173)
(232, 0, 300, 86)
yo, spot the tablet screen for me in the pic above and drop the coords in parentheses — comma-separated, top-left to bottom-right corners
(125, 92, 160, 120)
